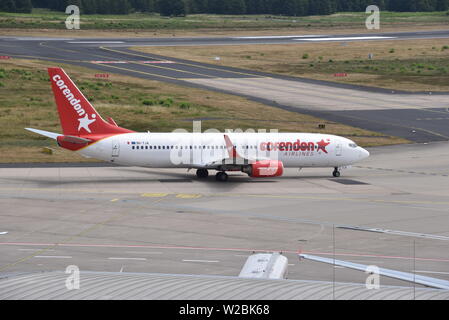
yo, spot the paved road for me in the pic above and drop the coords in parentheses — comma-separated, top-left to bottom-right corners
(1, 30, 449, 142)
(0, 142, 448, 289)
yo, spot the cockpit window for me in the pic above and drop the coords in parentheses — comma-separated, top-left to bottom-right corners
(349, 143, 358, 148)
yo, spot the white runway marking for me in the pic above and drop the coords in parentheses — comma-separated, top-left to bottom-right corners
(15, 37, 74, 41)
(125, 251, 163, 255)
(68, 41, 125, 44)
(299, 36, 396, 41)
(108, 257, 147, 261)
(18, 248, 54, 252)
(34, 256, 72, 259)
(182, 259, 220, 263)
(91, 60, 174, 64)
(234, 35, 326, 39)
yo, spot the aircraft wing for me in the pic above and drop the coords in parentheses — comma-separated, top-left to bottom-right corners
(192, 134, 269, 169)
(299, 253, 449, 290)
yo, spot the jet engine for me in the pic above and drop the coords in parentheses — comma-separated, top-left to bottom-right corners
(243, 160, 284, 177)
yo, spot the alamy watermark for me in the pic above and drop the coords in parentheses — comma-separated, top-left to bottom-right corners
(65, 265, 80, 290)
(366, 5, 380, 30)
(65, 5, 80, 30)
(168, 121, 281, 166)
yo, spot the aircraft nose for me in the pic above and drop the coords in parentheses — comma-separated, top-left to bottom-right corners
(359, 147, 370, 159)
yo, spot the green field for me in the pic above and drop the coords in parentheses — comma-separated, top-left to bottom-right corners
(0, 8, 448, 31)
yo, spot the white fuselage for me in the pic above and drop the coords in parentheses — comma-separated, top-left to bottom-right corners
(79, 132, 369, 169)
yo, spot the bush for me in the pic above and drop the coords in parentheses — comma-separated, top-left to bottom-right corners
(142, 99, 155, 106)
(179, 102, 191, 109)
(159, 97, 173, 107)
(302, 53, 309, 59)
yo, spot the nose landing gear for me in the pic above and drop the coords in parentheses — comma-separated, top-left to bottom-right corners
(332, 167, 341, 177)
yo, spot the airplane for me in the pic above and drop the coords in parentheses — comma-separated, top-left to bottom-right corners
(26, 67, 370, 181)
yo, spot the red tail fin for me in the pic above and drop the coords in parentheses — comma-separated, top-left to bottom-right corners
(48, 67, 133, 136)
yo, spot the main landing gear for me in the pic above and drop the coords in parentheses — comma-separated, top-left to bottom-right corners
(332, 167, 341, 178)
(196, 169, 209, 179)
(196, 169, 229, 182)
(215, 171, 228, 182)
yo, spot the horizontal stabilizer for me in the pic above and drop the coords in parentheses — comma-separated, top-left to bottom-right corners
(26, 128, 92, 144)
(59, 135, 92, 144)
(25, 128, 61, 140)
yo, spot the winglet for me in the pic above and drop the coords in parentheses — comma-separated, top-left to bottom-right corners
(107, 117, 118, 127)
(224, 134, 243, 159)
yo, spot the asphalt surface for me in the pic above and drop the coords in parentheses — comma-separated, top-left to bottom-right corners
(1, 30, 449, 142)
(0, 142, 448, 292)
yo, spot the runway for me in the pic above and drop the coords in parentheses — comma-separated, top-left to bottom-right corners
(0, 142, 448, 290)
(1, 30, 449, 142)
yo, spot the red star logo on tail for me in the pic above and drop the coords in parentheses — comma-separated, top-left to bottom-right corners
(317, 139, 330, 153)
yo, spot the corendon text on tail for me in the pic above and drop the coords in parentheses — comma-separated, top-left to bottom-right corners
(26, 67, 370, 182)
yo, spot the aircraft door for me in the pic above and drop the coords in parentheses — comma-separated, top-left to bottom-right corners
(335, 143, 342, 156)
(112, 139, 120, 157)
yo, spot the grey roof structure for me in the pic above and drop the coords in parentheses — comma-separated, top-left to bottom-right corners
(1, 271, 449, 300)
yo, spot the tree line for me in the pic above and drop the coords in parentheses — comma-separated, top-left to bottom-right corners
(1, 0, 448, 15)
